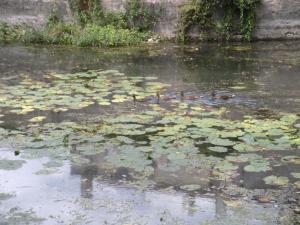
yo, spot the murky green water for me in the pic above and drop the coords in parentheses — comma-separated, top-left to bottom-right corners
(0, 42, 299, 225)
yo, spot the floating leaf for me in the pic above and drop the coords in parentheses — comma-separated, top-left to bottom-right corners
(0, 159, 26, 170)
(180, 184, 201, 191)
(291, 173, 300, 179)
(295, 181, 300, 189)
(233, 143, 256, 152)
(208, 146, 228, 153)
(208, 137, 235, 147)
(214, 161, 238, 172)
(281, 155, 300, 164)
(280, 114, 298, 124)
(263, 176, 289, 186)
(244, 159, 270, 172)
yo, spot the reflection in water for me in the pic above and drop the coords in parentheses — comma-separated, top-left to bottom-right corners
(215, 196, 227, 217)
(79, 166, 95, 199)
(0, 144, 289, 224)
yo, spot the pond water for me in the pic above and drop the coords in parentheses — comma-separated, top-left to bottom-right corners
(0, 42, 299, 225)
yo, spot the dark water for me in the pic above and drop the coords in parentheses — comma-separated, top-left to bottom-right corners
(0, 43, 300, 225)
(1, 42, 300, 113)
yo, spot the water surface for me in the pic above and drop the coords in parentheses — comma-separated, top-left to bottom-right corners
(0, 42, 299, 225)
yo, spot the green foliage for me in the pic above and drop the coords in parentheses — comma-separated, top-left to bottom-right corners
(23, 20, 80, 45)
(76, 24, 149, 47)
(124, 0, 159, 32)
(69, 0, 105, 25)
(69, 0, 159, 31)
(1, 0, 158, 47)
(178, 0, 260, 42)
(0, 23, 23, 42)
(178, 0, 220, 42)
(22, 23, 149, 47)
(18, 11, 149, 47)
(19, 0, 154, 47)
(23, 20, 79, 45)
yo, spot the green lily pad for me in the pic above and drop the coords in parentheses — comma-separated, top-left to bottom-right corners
(180, 184, 201, 191)
(208, 137, 235, 147)
(0, 159, 26, 170)
(281, 155, 300, 164)
(208, 146, 228, 153)
(291, 173, 300, 179)
(263, 176, 289, 186)
(244, 159, 270, 172)
(280, 114, 298, 124)
(116, 136, 134, 144)
(233, 143, 256, 152)
(226, 154, 262, 163)
(215, 161, 238, 172)
(0, 192, 15, 201)
(35, 168, 58, 175)
(43, 160, 63, 168)
(29, 116, 46, 123)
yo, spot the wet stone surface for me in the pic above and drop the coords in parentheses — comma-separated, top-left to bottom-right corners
(0, 42, 300, 224)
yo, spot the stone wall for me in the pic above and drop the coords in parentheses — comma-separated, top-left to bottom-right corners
(102, 0, 300, 40)
(0, 0, 73, 28)
(0, 0, 299, 40)
(254, 0, 300, 40)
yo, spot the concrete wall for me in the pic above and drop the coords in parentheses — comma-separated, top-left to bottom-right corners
(0, 0, 73, 28)
(0, 0, 299, 40)
(101, 0, 300, 40)
(254, 0, 300, 40)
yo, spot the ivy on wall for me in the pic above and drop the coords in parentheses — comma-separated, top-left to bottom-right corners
(178, 0, 260, 42)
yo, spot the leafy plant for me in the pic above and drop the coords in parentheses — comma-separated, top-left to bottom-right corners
(69, 0, 159, 31)
(125, 0, 159, 32)
(76, 24, 149, 47)
(0, 23, 23, 42)
(178, 0, 260, 42)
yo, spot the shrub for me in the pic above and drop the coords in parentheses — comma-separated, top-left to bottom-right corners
(1, 0, 155, 47)
(76, 24, 149, 47)
(23, 22, 81, 45)
(125, 0, 159, 32)
(0, 23, 23, 42)
(178, 0, 260, 42)
(22, 28, 46, 44)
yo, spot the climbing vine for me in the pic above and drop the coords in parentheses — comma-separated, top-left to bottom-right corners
(178, 0, 260, 42)
(68, 0, 105, 25)
(125, 0, 159, 32)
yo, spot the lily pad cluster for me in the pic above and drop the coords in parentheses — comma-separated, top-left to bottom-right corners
(0, 70, 169, 114)
(0, 69, 299, 190)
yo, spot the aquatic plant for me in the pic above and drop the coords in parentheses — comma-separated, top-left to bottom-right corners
(0, 69, 299, 191)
